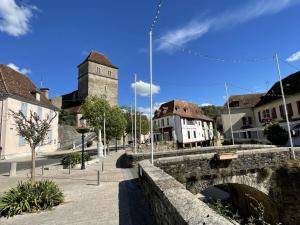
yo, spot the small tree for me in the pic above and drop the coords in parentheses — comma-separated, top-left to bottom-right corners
(10, 110, 57, 182)
(106, 106, 127, 150)
(81, 96, 110, 157)
(263, 122, 289, 145)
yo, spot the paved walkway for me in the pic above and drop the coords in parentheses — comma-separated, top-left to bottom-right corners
(0, 150, 156, 225)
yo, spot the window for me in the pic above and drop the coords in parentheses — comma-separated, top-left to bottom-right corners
(287, 103, 293, 117)
(248, 117, 252, 125)
(175, 106, 180, 111)
(242, 117, 247, 125)
(258, 111, 262, 122)
(157, 120, 160, 127)
(183, 107, 188, 112)
(297, 101, 300, 115)
(161, 119, 164, 127)
(279, 105, 285, 119)
(271, 107, 277, 119)
(229, 101, 239, 107)
(194, 131, 196, 138)
(96, 67, 101, 73)
(187, 131, 190, 139)
(266, 109, 270, 118)
(108, 71, 112, 76)
(166, 118, 169, 125)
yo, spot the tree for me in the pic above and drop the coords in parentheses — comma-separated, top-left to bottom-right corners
(80, 96, 110, 157)
(106, 106, 127, 150)
(10, 110, 57, 183)
(263, 122, 288, 145)
(121, 106, 149, 143)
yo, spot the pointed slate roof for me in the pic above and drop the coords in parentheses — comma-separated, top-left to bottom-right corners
(0, 64, 57, 110)
(78, 51, 118, 69)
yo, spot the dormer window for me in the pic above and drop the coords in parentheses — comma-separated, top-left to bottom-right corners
(175, 106, 180, 111)
(229, 101, 239, 107)
(183, 107, 188, 112)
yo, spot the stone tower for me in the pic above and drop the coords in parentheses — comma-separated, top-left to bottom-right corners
(77, 51, 118, 106)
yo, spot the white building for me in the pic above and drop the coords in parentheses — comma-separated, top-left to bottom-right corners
(153, 100, 214, 148)
(0, 65, 59, 159)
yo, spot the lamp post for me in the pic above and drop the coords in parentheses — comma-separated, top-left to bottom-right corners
(77, 116, 89, 170)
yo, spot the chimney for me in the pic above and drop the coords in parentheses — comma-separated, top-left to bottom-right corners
(40, 88, 49, 99)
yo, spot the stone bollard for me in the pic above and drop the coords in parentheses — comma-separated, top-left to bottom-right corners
(9, 162, 17, 176)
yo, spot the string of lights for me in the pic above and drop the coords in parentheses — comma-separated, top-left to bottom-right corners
(156, 36, 273, 64)
(279, 58, 300, 71)
(150, 0, 163, 32)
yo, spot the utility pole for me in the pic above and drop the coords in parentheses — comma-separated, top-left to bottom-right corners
(134, 74, 137, 153)
(149, 30, 154, 164)
(225, 82, 235, 145)
(275, 53, 295, 159)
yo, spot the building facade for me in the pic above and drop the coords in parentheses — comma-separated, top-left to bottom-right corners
(51, 51, 118, 126)
(0, 65, 59, 159)
(221, 70, 300, 145)
(221, 93, 264, 143)
(153, 100, 214, 148)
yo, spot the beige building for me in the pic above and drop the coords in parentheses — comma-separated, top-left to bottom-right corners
(0, 65, 59, 159)
(221, 93, 264, 143)
(51, 51, 118, 125)
(221, 70, 300, 145)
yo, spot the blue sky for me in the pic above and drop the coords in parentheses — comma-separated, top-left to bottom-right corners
(1, 0, 300, 115)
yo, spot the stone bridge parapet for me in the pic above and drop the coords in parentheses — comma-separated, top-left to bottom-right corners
(138, 160, 233, 225)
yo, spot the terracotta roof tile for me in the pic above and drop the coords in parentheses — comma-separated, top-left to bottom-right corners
(78, 51, 118, 69)
(154, 100, 213, 121)
(0, 64, 57, 110)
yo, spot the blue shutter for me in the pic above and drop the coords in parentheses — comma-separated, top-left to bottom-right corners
(49, 110, 53, 120)
(19, 102, 27, 146)
(21, 102, 27, 116)
(37, 107, 42, 119)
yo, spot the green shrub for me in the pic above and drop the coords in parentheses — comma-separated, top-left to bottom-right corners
(263, 123, 288, 145)
(61, 152, 91, 168)
(0, 180, 64, 218)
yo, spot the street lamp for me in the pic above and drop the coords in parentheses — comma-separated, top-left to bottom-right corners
(77, 116, 89, 170)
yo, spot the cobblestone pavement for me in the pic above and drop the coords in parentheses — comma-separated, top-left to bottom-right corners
(0, 150, 156, 225)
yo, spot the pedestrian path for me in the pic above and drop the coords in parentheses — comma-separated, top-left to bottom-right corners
(0, 150, 156, 225)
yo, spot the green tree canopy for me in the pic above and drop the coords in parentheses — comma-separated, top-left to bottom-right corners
(121, 106, 149, 136)
(106, 106, 127, 142)
(80, 96, 110, 131)
(263, 122, 289, 145)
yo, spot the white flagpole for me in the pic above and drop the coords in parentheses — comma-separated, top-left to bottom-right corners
(275, 53, 295, 159)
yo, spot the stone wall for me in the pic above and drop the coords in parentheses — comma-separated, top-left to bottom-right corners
(125, 144, 277, 168)
(138, 160, 233, 225)
(155, 148, 300, 190)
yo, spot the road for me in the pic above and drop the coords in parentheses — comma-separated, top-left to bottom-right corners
(0, 157, 62, 175)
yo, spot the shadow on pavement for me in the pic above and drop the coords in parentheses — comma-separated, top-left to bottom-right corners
(119, 179, 156, 225)
(116, 153, 128, 169)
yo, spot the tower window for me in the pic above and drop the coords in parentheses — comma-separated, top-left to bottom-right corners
(96, 67, 101, 73)
(108, 71, 112, 76)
